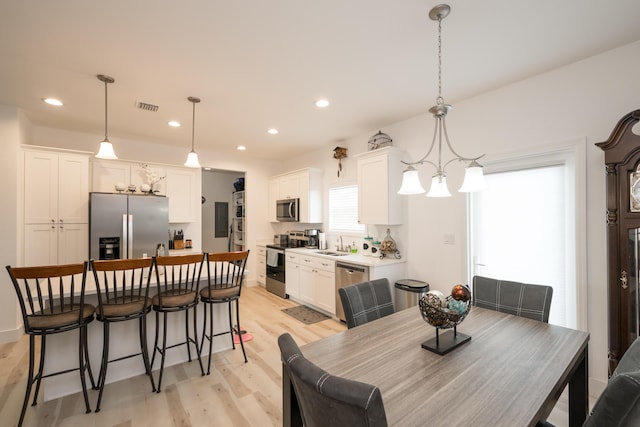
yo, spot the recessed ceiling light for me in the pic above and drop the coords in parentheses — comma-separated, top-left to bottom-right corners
(237, 145, 247, 151)
(43, 98, 63, 106)
(168, 121, 181, 127)
(267, 128, 279, 135)
(315, 99, 330, 108)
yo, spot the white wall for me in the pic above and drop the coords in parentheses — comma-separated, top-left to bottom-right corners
(288, 40, 640, 393)
(0, 105, 24, 343)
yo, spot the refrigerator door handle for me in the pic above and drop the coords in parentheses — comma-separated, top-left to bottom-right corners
(122, 214, 128, 260)
(127, 214, 133, 259)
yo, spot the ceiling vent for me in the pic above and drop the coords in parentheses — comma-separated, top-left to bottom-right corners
(135, 101, 159, 112)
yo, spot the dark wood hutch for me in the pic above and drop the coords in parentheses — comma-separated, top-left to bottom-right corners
(596, 109, 640, 374)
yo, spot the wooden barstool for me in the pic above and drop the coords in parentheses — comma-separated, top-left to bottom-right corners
(5, 262, 96, 427)
(151, 253, 205, 392)
(89, 257, 156, 412)
(200, 250, 250, 374)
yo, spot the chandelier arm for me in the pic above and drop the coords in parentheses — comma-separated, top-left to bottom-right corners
(400, 118, 440, 166)
(440, 116, 485, 162)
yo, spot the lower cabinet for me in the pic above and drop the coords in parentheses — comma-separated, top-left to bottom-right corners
(257, 245, 266, 285)
(286, 252, 301, 298)
(24, 223, 88, 266)
(292, 254, 335, 315)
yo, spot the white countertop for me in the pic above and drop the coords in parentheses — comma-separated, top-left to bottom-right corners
(285, 247, 405, 267)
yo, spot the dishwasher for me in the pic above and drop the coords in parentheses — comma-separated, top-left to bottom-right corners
(335, 261, 370, 322)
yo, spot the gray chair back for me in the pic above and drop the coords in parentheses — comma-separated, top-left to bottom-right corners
(278, 333, 388, 427)
(583, 336, 640, 427)
(338, 278, 394, 329)
(472, 275, 553, 323)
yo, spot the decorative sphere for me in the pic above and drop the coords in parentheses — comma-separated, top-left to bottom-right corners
(451, 284, 471, 302)
(425, 290, 447, 307)
(115, 182, 126, 191)
(140, 184, 151, 193)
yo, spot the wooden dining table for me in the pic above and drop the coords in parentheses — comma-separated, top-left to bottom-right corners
(282, 306, 589, 427)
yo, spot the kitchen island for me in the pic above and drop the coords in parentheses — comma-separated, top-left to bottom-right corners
(43, 261, 242, 401)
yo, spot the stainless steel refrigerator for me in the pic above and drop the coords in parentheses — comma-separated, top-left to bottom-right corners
(89, 192, 169, 260)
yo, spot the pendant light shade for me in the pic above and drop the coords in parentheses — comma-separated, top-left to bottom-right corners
(426, 174, 451, 197)
(184, 96, 201, 168)
(95, 74, 118, 159)
(398, 166, 426, 195)
(397, 4, 485, 198)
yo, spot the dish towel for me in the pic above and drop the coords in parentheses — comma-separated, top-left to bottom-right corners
(267, 250, 279, 267)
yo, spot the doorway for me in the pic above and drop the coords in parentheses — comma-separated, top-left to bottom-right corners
(201, 169, 245, 253)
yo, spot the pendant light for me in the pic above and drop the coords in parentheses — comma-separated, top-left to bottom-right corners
(95, 74, 118, 159)
(397, 4, 485, 197)
(184, 96, 202, 168)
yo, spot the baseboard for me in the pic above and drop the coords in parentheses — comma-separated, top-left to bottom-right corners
(0, 326, 23, 344)
(589, 376, 607, 400)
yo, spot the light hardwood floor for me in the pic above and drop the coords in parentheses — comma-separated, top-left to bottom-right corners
(0, 285, 585, 426)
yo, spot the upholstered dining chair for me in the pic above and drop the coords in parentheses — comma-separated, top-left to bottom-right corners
(200, 250, 250, 375)
(472, 275, 553, 323)
(6, 262, 96, 427)
(151, 253, 205, 392)
(89, 257, 156, 412)
(278, 333, 388, 427)
(338, 278, 395, 329)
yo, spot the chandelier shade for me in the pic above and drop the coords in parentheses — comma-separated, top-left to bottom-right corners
(397, 4, 485, 198)
(95, 74, 118, 159)
(184, 96, 202, 168)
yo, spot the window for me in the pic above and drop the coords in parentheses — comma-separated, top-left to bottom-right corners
(467, 140, 587, 329)
(328, 184, 365, 233)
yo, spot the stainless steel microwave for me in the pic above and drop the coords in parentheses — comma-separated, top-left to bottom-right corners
(276, 198, 299, 222)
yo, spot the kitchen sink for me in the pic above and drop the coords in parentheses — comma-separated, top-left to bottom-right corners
(315, 250, 349, 256)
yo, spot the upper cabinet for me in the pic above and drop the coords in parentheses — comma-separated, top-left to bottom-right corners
(269, 168, 323, 223)
(356, 147, 404, 225)
(92, 159, 167, 195)
(24, 148, 89, 224)
(92, 159, 199, 223)
(165, 167, 200, 223)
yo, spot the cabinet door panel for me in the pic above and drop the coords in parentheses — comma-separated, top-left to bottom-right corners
(58, 154, 89, 223)
(92, 161, 130, 193)
(166, 168, 199, 223)
(24, 224, 57, 266)
(24, 151, 58, 224)
(299, 265, 315, 304)
(315, 270, 336, 314)
(286, 262, 300, 298)
(57, 223, 88, 264)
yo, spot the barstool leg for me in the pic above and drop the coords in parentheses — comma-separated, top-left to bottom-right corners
(192, 305, 204, 376)
(83, 327, 97, 390)
(200, 302, 208, 353)
(227, 301, 235, 349)
(156, 312, 168, 393)
(95, 322, 110, 412)
(185, 308, 192, 362)
(139, 315, 156, 391)
(151, 310, 160, 369)
(31, 334, 47, 406)
(206, 303, 214, 375)
(78, 326, 92, 414)
(18, 335, 36, 427)
(235, 300, 247, 363)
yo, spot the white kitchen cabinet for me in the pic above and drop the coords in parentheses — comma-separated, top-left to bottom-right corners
(295, 254, 335, 315)
(268, 168, 323, 223)
(24, 150, 89, 224)
(285, 252, 301, 298)
(165, 167, 200, 223)
(92, 159, 167, 195)
(257, 245, 267, 285)
(23, 147, 90, 266)
(24, 223, 88, 266)
(356, 146, 405, 225)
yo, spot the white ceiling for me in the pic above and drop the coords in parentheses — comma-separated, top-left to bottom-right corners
(1, 0, 640, 160)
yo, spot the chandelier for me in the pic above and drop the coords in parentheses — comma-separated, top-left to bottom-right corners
(397, 4, 485, 197)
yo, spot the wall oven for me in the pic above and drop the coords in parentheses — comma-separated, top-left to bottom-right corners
(266, 245, 287, 298)
(276, 198, 299, 222)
